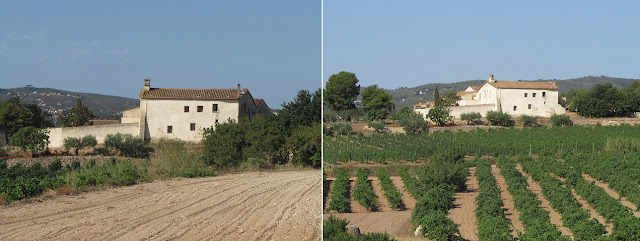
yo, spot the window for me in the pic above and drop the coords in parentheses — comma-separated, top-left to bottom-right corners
(532, 93, 537, 97)
(524, 93, 528, 97)
(215, 119, 219, 124)
(190, 123, 196, 131)
(167, 126, 173, 133)
(212, 104, 218, 112)
(513, 106, 517, 111)
(197, 106, 203, 112)
(528, 104, 532, 109)
(542, 92, 546, 97)
(184, 106, 189, 112)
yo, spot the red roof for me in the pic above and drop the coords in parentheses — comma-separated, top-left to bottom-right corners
(487, 81, 558, 90)
(139, 88, 248, 100)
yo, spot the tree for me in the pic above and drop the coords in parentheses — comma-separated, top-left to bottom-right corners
(58, 97, 96, 127)
(367, 120, 386, 133)
(0, 100, 28, 143)
(399, 111, 426, 134)
(441, 92, 461, 106)
(202, 120, 247, 168)
(434, 84, 441, 107)
(63, 135, 97, 156)
(285, 124, 321, 168)
(324, 71, 360, 111)
(9, 126, 50, 155)
(460, 112, 482, 125)
(23, 104, 53, 128)
(426, 106, 453, 127)
(361, 85, 394, 120)
(574, 83, 627, 118)
(485, 111, 514, 126)
(278, 89, 321, 134)
(244, 114, 288, 164)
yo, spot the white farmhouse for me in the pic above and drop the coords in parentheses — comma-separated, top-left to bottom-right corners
(48, 79, 271, 147)
(414, 75, 566, 119)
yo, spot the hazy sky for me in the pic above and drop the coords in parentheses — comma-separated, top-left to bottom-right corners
(324, 1, 640, 89)
(0, 1, 320, 108)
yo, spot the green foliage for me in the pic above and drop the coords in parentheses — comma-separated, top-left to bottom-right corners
(426, 106, 452, 127)
(390, 107, 413, 121)
(362, 85, 394, 119)
(243, 114, 288, 164)
(434, 84, 441, 107)
(364, 109, 388, 121)
(550, 114, 573, 126)
(353, 168, 378, 211)
(285, 124, 321, 168)
(328, 168, 351, 213)
(398, 111, 426, 134)
(58, 98, 96, 127)
(440, 92, 461, 106)
(411, 185, 462, 241)
(278, 89, 321, 132)
(485, 111, 514, 126)
(567, 101, 576, 112)
(323, 215, 396, 241)
(151, 139, 215, 178)
(103, 133, 147, 158)
(605, 137, 640, 154)
(9, 126, 50, 155)
(460, 112, 482, 125)
(333, 122, 353, 136)
(325, 71, 360, 111)
(202, 120, 246, 168)
(475, 160, 514, 241)
(572, 82, 640, 117)
(367, 120, 385, 133)
(377, 168, 404, 210)
(519, 115, 538, 127)
(0, 100, 28, 143)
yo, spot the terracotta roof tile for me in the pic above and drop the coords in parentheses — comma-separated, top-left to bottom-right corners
(139, 88, 248, 100)
(469, 86, 482, 91)
(253, 98, 264, 107)
(88, 120, 120, 126)
(488, 81, 558, 90)
(456, 91, 475, 97)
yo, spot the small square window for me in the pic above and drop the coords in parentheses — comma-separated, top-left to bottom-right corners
(184, 106, 189, 112)
(524, 93, 528, 97)
(215, 119, 219, 124)
(197, 106, 203, 112)
(542, 92, 546, 97)
(532, 93, 537, 97)
(528, 104, 532, 109)
(212, 104, 219, 112)
(167, 126, 173, 133)
(190, 123, 196, 131)
(513, 106, 517, 111)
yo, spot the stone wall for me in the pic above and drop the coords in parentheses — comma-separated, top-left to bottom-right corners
(47, 123, 140, 148)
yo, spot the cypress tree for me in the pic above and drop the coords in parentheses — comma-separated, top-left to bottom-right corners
(434, 84, 441, 107)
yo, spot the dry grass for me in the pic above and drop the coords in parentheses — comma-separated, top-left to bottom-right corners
(55, 186, 75, 195)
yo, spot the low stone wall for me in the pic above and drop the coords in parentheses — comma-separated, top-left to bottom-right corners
(47, 123, 140, 148)
(3, 156, 119, 168)
(415, 104, 496, 120)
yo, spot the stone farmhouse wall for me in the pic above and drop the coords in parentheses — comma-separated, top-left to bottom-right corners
(47, 123, 139, 147)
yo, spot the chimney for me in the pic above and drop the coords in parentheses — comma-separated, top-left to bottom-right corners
(144, 78, 150, 90)
(237, 83, 244, 95)
(489, 74, 495, 83)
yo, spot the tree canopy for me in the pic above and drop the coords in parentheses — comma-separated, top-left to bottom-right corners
(58, 97, 97, 127)
(324, 71, 360, 111)
(362, 85, 395, 113)
(573, 83, 639, 118)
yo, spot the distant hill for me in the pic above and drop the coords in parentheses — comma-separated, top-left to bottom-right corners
(383, 76, 638, 110)
(0, 86, 139, 120)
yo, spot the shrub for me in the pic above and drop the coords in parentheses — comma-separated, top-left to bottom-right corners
(485, 111, 514, 127)
(460, 112, 482, 125)
(9, 127, 50, 155)
(367, 120, 385, 133)
(285, 124, 321, 168)
(333, 123, 353, 136)
(364, 109, 388, 121)
(104, 133, 148, 158)
(323, 123, 334, 137)
(48, 158, 62, 173)
(550, 114, 573, 126)
(398, 111, 426, 134)
(63, 135, 98, 156)
(519, 115, 538, 127)
(426, 106, 453, 127)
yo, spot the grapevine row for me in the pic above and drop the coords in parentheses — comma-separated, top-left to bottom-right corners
(327, 168, 350, 213)
(474, 160, 514, 240)
(377, 168, 404, 210)
(353, 168, 378, 211)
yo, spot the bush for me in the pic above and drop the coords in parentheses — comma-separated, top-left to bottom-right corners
(485, 111, 514, 127)
(398, 111, 426, 134)
(104, 133, 148, 158)
(364, 109, 388, 121)
(550, 114, 573, 126)
(333, 123, 353, 136)
(9, 126, 50, 155)
(427, 106, 453, 127)
(323, 123, 334, 137)
(460, 112, 482, 125)
(63, 135, 97, 156)
(519, 115, 538, 127)
(367, 120, 385, 133)
(285, 124, 321, 168)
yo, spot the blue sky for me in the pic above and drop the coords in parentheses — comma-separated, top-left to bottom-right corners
(324, 1, 640, 89)
(0, 1, 320, 108)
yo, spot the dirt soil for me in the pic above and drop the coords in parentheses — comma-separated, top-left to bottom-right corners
(447, 167, 479, 241)
(0, 170, 321, 241)
(491, 165, 524, 238)
(582, 174, 640, 218)
(324, 211, 414, 237)
(568, 112, 640, 126)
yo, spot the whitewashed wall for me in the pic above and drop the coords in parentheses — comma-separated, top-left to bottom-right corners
(47, 123, 139, 147)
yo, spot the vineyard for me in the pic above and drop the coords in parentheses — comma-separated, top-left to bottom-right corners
(323, 125, 640, 240)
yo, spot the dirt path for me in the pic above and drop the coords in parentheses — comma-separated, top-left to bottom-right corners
(515, 165, 573, 238)
(324, 211, 414, 237)
(491, 165, 523, 238)
(391, 177, 417, 210)
(447, 167, 479, 241)
(570, 187, 613, 234)
(371, 178, 393, 212)
(349, 179, 369, 213)
(0, 171, 321, 241)
(582, 174, 640, 217)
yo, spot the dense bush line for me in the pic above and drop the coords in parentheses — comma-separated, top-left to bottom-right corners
(328, 168, 351, 213)
(353, 168, 378, 211)
(474, 160, 514, 241)
(324, 215, 396, 241)
(397, 167, 419, 199)
(377, 168, 404, 210)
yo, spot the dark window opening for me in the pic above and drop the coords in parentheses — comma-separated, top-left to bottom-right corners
(513, 106, 517, 111)
(528, 104, 532, 109)
(542, 92, 546, 97)
(212, 104, 218, 112)
(184, 106, 189, 112)
(524, 93, 528, 97)
(197, 106, 203, 112)
(167, 126, 173, 133)
(215, 119, 219, 124)
(190, 123, 196, 131)
(532, 93, 537, 97)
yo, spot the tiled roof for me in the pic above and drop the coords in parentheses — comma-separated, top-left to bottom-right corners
(456, 91, 475, 97)
(469, 86, 481, 91)
(139, 88, 248, 100)
(88, 120, 120, 126)
(253, 98, 265, 107)
(487, 81, 558, 90)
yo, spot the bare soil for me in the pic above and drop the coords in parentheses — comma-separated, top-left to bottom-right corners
(324, 211, 414, 237)
(568, 112, 640, 126)
(447, 167, 479, 241)
(582, 174, 640, 218)
(569, 186, 613, 234)
(391, 177, 416, 210)
(0, 170, 321, 241)
(515, 164, 573, 238)
(491, 165, 524, 238)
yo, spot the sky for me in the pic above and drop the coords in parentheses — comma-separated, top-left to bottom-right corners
(324, 1, 640, 89)
(0, 1, 320, 108)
